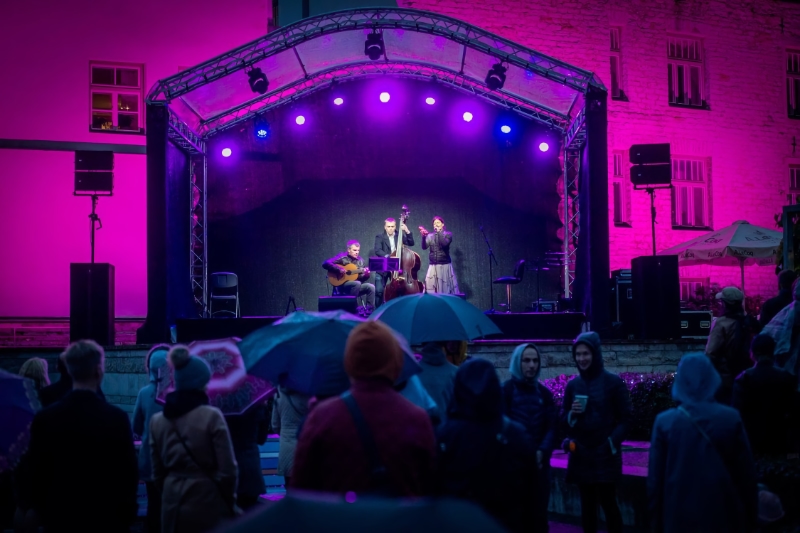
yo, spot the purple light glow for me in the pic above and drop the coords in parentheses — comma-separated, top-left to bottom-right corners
(333, 97, 343, 106)
(221, 148, 232, 157)
(462, 112, 473, 122)
(345, 491, 357, 503)
(539, 142, 550, 152)
(379, 92, 390, 103)
(425, 97, 435, 105)
(295, 115, 306, 125)
(500, 125, 511, 134)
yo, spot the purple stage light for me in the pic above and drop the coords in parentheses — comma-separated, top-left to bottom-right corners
(539, 142, 550, 152)
(462, 112, 473, 122)
(221, 148, 232, 157)
(333, 97, 343, 106)
(500, 125, 511, 134)
(295, 115, 306, 125)
(379, 92, 390, 103)
(425, 97, 435, 105)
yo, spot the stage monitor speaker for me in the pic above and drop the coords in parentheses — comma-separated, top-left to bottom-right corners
(75, 151, 114, 171)
(631, 255, 680, 340)
(70, 263, 115, 346)
(318, 296, 357, 314)
(630, 164, 671, 187)
(629, 143, 670, 165)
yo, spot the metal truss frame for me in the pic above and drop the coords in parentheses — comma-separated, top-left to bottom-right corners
(200, 62, 569, 135)
(168, 109, 205, 155)
(562, 146, 581, 299)
(189, 153, 208, 317)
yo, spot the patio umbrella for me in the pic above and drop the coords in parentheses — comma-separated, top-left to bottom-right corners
(239, 310, 421, 397)
(657, 220, 782, 292)
(158, 338, 274, 415)
(370, 293, 502, 344)
(0, 370, 40, 472)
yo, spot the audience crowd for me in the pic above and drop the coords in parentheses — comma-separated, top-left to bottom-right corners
(3, 272, 800, 533)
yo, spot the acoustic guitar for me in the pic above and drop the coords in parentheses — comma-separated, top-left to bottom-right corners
(327, 263, 367, 287)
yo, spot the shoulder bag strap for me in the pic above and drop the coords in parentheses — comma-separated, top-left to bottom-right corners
(340, 392, 385, 474)
(677, 406, 733, 478)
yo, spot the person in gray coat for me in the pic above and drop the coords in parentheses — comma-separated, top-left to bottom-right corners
(271, 387, 310, 488)
(417, 342, 458, 424)
(648, 352, 757, 533)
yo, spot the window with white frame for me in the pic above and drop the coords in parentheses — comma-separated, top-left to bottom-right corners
(612, 152, 632, 226)
(680, 278, 709, 303)
(668, 37, 704, 107)
(788, 165, 800, 205)
(671, 157, 710, 228)
(788, 50, 800, 118)
(90, 63, 144, 133)
(610, 28, 623, 99)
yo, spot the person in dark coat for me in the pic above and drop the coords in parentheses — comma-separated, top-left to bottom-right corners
(417, 342, 458, 424)
(26, 340, 138, 533)
(225, 402, 270, 510)
(760, 270, 796, 327)
(648, 353, 758, 533)
(38, 351, 106, 408)
(437, 358, 537, 533)
(292, 321, 436, 496)
(732, 334, 798, 456)
(502, 342, 556, 533)
(561, 332, 631, 533)
(374, 217, 415, 306)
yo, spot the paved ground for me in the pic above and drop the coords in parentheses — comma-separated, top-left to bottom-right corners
(549, 523, 585, 533)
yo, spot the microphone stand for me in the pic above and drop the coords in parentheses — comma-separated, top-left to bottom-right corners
(480, 225, 499, 314)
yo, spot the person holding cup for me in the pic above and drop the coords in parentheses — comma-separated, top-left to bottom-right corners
(561, 332, 632, 533)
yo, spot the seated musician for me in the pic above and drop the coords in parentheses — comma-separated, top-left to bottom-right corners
(374, 217, 414, 305)
(322, 240, 376, 311)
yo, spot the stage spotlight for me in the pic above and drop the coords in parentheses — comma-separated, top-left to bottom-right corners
(364, 31, 385, 61)
(295, 115, 306, 125)
(425, 97, 435, 105)
(485, 63, 507, 91)
(247, 67, 269, 95)
(221, 148, 232, 157)
(500, 125, 511, 134)
(539, 142, 550, 152)
(334, 97, 344, 106)
(254, 116, 270, 139)
(462, 112, 473, 122)
(379, 92, 390, 103)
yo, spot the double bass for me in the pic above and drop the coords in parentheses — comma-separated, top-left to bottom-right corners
(383, 205, 424, 302)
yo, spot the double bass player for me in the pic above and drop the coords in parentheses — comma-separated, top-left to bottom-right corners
(374, 217, 414, 306)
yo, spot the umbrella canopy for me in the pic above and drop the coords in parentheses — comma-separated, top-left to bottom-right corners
(370, 293, 502, 344)
(158, 338, 274, 415)
(215, 492, 507, 533)
(240, 310, 421, 397)
(658, 220, 782, 290)
(0, 370, 40, 472)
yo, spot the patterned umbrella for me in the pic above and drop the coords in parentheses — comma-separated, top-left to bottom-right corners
(0, 370, 40, 472)
(158, 338, 274, 415)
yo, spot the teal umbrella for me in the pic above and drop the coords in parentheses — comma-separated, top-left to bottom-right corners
(240, 310, 420, 397)
(370, 293, 502, 344)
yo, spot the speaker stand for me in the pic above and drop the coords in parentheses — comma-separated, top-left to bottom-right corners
(88, 195, 102, 264)
(646, 187, 657, 256)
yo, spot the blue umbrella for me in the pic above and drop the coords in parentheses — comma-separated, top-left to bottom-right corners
(0, 370, 41, 472)
(370, 293, 502, 344)
(239, 310, 420, 397)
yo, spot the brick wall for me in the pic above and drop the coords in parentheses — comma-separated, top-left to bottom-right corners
(399, 0, 800, 298)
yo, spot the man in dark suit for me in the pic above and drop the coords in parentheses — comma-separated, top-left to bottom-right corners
(374, 217, 414, 305)
(759, 269, 797, 327)
(26, 340, 138, 533)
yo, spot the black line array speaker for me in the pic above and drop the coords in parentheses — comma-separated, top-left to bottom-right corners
(631, 255, 680, 340)
(318, 296, 357, 314)
(629, 143, 671, 187)
(74, 151, 114, 194)
(70, 263, 115, 346)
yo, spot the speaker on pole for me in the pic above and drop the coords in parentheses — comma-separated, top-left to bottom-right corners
(631, 255, 680, 340)
(70, 263, 115, 346)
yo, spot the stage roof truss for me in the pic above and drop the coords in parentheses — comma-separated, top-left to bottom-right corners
(147, 7, 604, 139)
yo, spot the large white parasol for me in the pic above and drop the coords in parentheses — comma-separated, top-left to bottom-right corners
(657, 220, 782, 291)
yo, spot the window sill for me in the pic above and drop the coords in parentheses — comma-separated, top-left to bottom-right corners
(89, 127, 145, 135)
(671, 225, 712, 231)
(611, 92, 629, 102)
(789, 114, 800, 120)
(668, 102, 709, 111)
(614, 222, 632, 228)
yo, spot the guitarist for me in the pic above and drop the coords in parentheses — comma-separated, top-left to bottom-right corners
(322, 240, 376, 312)
(374, 217, 414, 306)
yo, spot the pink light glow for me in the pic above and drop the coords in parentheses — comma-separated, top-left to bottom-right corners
(221, 148, 232, 157)
(379, 92, 390, 103)
(333, 97, 343, 106)
(539, 142, 550, 152)
(295, 115, 306, 125)
(462, 112, 473, 122)
(345, 491, 357, 503)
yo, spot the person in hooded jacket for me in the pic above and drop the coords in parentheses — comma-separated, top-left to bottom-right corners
(437, 358, 537, 533)
(502, 343, 556, 533)
(648, 353, 757, 533)
(132, 344, 170, 533)
(561, 332, 631, 533)
(149, 346, 238, 533)
(38, 352, 106, 408)
(416, 342, 458, 424)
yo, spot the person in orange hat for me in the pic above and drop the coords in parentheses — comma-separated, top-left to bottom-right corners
(292, 321, 436, 496)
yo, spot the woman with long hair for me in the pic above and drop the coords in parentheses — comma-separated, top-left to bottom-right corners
(18, 358, 50, 392)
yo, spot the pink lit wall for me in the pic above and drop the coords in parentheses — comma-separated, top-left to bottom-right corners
(399, 0, 800, 298)
(0, 0, 269, 316)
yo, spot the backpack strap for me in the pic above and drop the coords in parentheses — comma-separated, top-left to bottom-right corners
(340, 392, 386, 478)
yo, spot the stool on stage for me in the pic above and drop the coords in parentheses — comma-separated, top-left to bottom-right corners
(493, 259, 525, 313)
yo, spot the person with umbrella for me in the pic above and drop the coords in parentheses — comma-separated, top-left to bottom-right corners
(291, 321, 436, 496)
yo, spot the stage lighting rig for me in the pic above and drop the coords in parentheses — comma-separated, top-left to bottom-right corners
(364, 31, 385, 60)
(247, 67, 269, 94)
(254, 115, 270, 139)
(485, 63, 507, 91)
